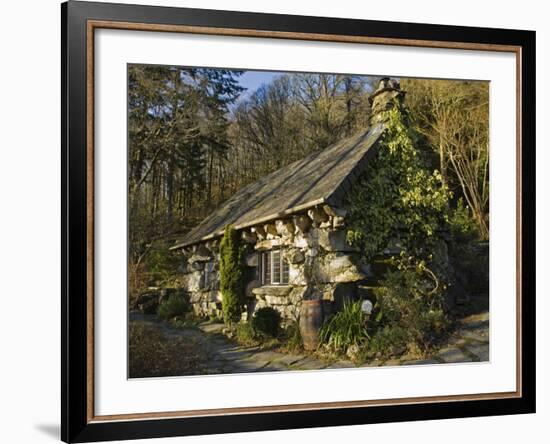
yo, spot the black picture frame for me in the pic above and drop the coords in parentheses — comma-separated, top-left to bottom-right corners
(61, 1, 536, 442)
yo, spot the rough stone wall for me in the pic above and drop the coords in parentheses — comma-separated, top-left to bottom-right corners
(177, 241, 224, 319)
(177, 204, 372, 324)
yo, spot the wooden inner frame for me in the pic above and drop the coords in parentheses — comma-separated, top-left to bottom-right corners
(86, 19, 523, 424)
(261, 249, 290, 286)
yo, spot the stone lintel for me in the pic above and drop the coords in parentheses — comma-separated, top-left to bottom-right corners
(254, 238, 281, 251)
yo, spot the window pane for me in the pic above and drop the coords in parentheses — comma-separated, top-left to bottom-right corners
(272, 250, 280, 284)
(264, 251, 271, 284)
(204, 261, 211, 286)
(282, 256, 289, 284)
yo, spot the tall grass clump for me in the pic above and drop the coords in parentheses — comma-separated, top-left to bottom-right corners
(319, 300, 369, 353)
(284, 320, 303, 352)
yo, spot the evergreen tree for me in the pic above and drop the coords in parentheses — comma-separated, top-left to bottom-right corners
(219, 226, 245, 324)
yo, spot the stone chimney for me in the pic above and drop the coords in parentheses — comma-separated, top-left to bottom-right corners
(369, 77, 405, 123)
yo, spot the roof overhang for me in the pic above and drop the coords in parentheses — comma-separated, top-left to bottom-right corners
(169, 197, 326, 250)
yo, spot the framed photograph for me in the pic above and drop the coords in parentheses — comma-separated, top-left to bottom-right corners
(62, 1, 535, 442)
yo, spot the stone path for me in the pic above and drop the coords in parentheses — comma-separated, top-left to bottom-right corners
(130, 313, 331, 374)
(130, 305, 488, 375)
(197, 325, 337, 373)
(437, 310, 489, 363)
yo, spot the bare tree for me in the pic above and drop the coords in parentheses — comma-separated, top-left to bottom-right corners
(403, 79, 489, 239)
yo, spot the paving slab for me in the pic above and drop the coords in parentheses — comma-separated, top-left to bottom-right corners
(198, 323, 225, 334)
(465, 343, 489, 361)
(361, 359, 383, 367)
(261, 361, 290, 372)
(226, 359, 270, 373)
(460, 319, 489, 330)
(462, 312, 489, 323)
(203, 369, 224, 375)
(460, 330, 489, 343)
(326, 361, 356, 369)
(401, 359, 440, 366)
(249, 350, 287, 362)
(438, 347, 472, 363)
(292, 356, 328, 370)
(448, 337, 467, 348)
(216, 348, 255, 361)
(274, 354, 306, 366)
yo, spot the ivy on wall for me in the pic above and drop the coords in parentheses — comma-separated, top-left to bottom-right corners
(346, 106, 451, 262)
(345, 104, 452, 356)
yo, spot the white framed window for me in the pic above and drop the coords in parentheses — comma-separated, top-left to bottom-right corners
(261, 249, 289, 285)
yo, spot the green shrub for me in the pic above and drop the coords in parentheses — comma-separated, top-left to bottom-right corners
(146, 247, 180, 283)
(135, 292, 160, 314)
(235, 322, 258, 346)
(449, 198, 478, 242)
(234, 309, 282, 346)
(450, 241, 489, 294)
(220, 226, 246, 324)
(129, 241, 181, 301)
(169, 312, 199, 328)
(283, 320, 303, 352)
(251, 307, 281, 338)
(368, 325, 410, 359)
(208, 314, 224, 323)
(157, 293, 188, 321)
(319, 300, 369, 353)
(371, 259, 448, 357)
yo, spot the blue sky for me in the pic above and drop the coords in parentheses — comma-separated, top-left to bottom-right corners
(233, 70, 378, 105)
(238, 70, 282, 94)
(230, 70, 285, 109)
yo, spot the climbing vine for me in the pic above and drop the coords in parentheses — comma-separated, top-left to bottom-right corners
(346, 103, 452, 358)
(346, 106, 451, 262)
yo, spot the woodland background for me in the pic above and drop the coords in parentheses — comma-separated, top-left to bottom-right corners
(128, 66, 489, 297)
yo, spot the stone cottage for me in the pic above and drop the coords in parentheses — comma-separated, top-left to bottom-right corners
(170, 78, 405, 323)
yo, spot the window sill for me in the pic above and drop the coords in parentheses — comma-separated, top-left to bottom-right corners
(252, 285, 292, 297)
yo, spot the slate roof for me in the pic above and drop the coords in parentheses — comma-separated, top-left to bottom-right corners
(171, 122, 386, 249)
